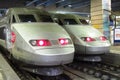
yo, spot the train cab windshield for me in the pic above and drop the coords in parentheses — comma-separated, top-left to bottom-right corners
(18, 15, 36, 22)
(79, 19, 88, 25)
(38, 15, 53, 22)
(63, 18, 88, 25)
(18, 14, 53, 23)
(63, 19, 78, 25)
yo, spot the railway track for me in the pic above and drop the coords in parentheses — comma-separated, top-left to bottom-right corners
(1, 48, 120, 80)
(66, 61, 120, 80)
(63, 65, 100, 80)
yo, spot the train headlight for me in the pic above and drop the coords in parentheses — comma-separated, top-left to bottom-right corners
(81, 37, 95, 42)
(29, 39, 51, 46)
(59, 38, 71, 45)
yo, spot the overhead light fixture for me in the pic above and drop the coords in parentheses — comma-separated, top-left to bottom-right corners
(56, 0, 65, 3)
(68, 5, 72, 7)
(116, 16, 120, 19)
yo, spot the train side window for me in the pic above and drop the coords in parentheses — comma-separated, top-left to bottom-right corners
(0, 27, 5, 40)
(12, 15, 16, 23)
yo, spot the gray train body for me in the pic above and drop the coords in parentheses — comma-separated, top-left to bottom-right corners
(52, 14, 111, 61)
(0, 8, 74, 76)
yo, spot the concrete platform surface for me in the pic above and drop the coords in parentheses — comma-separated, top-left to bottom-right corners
(0, 54, 20, 80)
(102, 45, 120, 66)
(110, 45, 120, 54)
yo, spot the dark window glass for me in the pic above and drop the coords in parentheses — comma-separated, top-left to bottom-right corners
(79, 19, 88, 24)
(18, 15, 36, 22)
(116, 21, 120, 26)
(63, 19, 78, 25)
(12, 15, 16, 23)
(39, 15, 53, 22)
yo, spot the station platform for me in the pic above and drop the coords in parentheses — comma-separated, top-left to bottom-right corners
(0, 53, 20, 80)
(101, 45, 120, 67)
(110, 45, 120, 54)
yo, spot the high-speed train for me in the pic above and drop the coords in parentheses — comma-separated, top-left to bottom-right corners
(0, 8, 74, 76)
(52, 13, 111, 61)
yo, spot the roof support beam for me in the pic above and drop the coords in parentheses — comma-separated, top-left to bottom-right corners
(56, 0, 71, 7)
(72, 1, 90, 9)
(26, 0, 39, 6)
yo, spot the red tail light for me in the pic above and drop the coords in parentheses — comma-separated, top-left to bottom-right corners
(100, 36, 107, 41)
(11, 31, 16, 43)
(81, 37, 95, 42)
(30, 39, 51, 46)
(59, 38, 71, 45)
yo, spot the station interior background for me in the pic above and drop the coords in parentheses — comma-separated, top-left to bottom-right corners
(0, 0, 120, 80)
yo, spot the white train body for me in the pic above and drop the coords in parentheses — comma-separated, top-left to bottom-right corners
(0, 8, 74, 66)
(52, 14, 111, 55)
(65, 24, 110, 54)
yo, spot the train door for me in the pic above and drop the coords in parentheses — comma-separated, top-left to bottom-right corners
(5, 14, 16, 49)
(5, 15, 11, 49)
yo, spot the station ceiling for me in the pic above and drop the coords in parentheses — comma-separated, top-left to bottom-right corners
(0, 0, 120, 15)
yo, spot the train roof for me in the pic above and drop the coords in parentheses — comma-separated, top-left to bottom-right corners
(53, 13, 87, 20)
(0, 7, 52, 23)
(6, 7, 49, 15)
(52, 13, 90, 25)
